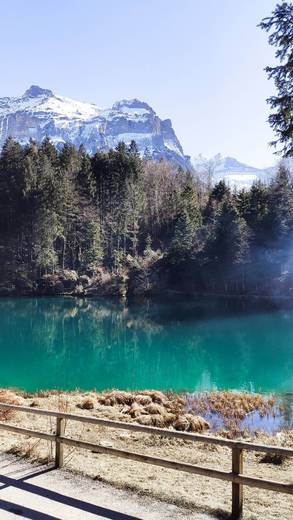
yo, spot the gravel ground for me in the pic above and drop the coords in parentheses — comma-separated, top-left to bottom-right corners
(0, 454, 214, 520)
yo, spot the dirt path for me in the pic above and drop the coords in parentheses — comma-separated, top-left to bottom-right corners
(0, 454, 214, 520)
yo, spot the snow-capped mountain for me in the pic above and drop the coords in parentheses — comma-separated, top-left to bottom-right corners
(193, 154, 275, 189)
(0, 85, 190, 168)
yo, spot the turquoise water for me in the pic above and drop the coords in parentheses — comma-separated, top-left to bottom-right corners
(0, 297, 292, 393)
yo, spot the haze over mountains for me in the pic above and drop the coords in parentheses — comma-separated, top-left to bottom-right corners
(193, 154, 276, 189)
(0, 85, 275, 186)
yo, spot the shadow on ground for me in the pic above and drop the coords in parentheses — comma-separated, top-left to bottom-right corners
(0, 462, 141, 520)
(0, 455, 231, 520)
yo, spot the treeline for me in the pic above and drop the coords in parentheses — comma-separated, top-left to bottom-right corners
(0, 137, 292, 296)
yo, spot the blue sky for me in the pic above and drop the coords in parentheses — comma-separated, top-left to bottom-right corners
(1, 0, 278, 167)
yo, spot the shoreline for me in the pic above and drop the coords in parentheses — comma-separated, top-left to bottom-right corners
(3, 292, 293, 316)
(3, 290, 293, 302)
(1, 388, 292, 437)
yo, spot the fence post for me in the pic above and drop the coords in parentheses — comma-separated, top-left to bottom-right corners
(55, 417, 65, 468)
(231, 447, 243, 519)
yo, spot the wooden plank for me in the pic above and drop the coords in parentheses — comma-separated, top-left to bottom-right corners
(58, 436, 233, 480)
(0, 423, 55, 442)
(234, 473, 293, 494)
(55, 417, 65, 468)
(0, 403, 292, 457)
(57, 436, 293, 495)
(232, 447, 243, 519)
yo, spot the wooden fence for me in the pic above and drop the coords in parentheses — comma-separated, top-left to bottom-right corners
(0, 402, 292, 519)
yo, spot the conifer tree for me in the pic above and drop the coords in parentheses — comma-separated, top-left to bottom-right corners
(205, 196, 250, 266)
(168, 213, 195, 264)
(80, 220, 102, 270)
(168, 172, 201, 264)
(267, 164, 293, 246)
(180, 171, 202, 228)
(259, 2, 293, 156)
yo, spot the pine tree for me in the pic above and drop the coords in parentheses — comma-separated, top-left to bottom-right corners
(168, 213, 195, 264)
(128, 140, 139, 157)
(180, 171, 202, 228)
(205, 196, 250, 266)
(267, 164, 293, 245)
(204, 180, 231, 223)
(168, 173, 201, 264)
(78, 145, 96, 200)
(259, 2, 293, 157)
(40, 137, 59, 166)
(80, 220, 102, 270)
(32, 208, 61, 272)
(57, 144, 81, 269)
(0, 138, 24, 230)
(22, 146, 63, 271)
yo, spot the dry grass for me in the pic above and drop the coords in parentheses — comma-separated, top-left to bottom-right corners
(96, 390, 209, 432)
(0, 390, 19, 421)
(0, 389, 292, 519)
(173, 414, 209, 432)
(77, 398, 95, 410)
(187, 391, 276, 420)
(98, 391, 135, 407)
(186, 391, 279, 437)
(259, 452, 287, 465)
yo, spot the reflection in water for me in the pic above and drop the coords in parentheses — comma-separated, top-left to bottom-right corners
(0, 297, 292, 396)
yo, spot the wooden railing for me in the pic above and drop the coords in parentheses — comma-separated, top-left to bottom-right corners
(0, 402, 292, 519)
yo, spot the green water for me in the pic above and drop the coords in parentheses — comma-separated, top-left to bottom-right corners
(0, 297, 292, 393)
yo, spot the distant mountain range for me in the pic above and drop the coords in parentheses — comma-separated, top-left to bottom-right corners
(0, 85, 190, 169)
(193, 154, 276, 189)
(0, 86, 278, 187)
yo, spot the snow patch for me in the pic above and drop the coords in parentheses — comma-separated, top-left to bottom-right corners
(0, 87, 188, 168)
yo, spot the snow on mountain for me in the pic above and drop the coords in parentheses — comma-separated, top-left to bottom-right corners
(0, 86, 190, 169)
(193, 154, 275, 189)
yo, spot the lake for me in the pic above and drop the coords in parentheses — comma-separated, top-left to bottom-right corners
(0, 297, 292, 393)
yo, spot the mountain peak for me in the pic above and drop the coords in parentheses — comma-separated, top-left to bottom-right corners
(223, 156, 243, 169)
(112, 99, 153, 112)
(0, 87, 189, 169)
(24, 85, 53, 98)
(193, 154, 275, 189)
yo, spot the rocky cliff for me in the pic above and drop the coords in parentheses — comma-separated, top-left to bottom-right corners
(0, 85, 190, 168)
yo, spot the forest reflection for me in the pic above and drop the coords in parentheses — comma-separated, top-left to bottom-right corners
(0, 297, 292, 395)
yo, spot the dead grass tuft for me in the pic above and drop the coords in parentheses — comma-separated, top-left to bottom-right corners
(173, 414, 209, 433)
(259, 452, 287, 465)
(127, 402, 145, 418)
(186, 391, 278, 436)
(33, 390, 62, 398)
(29, 401, 41, 408)
(57, 395, 70, 413)
(98, 391, 135, 406)
(139, 390, 167, 405)
(187, 391, 276, 421)
(77, 399, 95, 410)
(136, 414, 170, 428)
(135, 394, 152, 406)
(144, 403, 166, 415)
(94, 390, 210, 432)
(0, 390, 19, 421)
